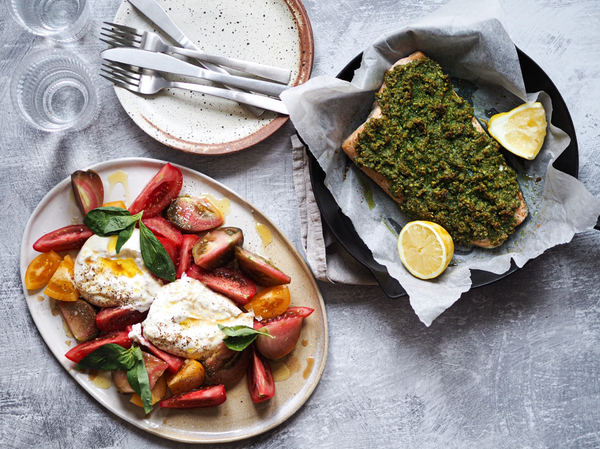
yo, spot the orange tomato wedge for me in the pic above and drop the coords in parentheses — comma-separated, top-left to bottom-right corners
(25, 251, 62, 290)
(44, 254, 78, 301)
(244, 285, 291, 320)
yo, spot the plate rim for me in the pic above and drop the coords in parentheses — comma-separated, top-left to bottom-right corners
(20, 157, 328, 443)
(307, 47, 579, 298)
(113, 0, 314, 155)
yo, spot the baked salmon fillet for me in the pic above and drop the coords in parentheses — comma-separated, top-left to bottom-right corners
(342, 52, 527, 248)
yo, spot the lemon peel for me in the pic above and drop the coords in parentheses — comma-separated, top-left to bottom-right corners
(397, 221, 454, 280)
(488, 102, 547, 160)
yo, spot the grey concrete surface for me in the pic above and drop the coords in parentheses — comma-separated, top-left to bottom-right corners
(2, 0, 600, 448)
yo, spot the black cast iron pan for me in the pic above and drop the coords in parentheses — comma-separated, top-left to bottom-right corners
(307, 48, 580, 298)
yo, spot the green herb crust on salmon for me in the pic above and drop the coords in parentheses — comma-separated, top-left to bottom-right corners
(342, 52, 527, 248)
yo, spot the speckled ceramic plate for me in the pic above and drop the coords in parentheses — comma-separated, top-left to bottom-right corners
(111, 0, 313, 155)
(20, 158, 328, 443)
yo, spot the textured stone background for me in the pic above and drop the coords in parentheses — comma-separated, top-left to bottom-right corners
(2, 0, 600, 448)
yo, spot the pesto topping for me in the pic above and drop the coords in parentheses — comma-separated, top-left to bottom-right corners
(353, 57, 523, 247)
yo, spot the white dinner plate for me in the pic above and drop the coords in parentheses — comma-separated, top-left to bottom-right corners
(20, 158, 328, 443)
(111, 0, 314, 154)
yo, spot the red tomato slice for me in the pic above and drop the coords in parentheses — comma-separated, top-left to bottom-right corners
(32, 224, 93, 253)
(159, 385, 227, 409)
(186, 265, 257, 305)
(247, 346, 275, 403)
(24, 250, 62, 289)
(128, 325, 185, 374)
(176, 234, 200, 279)
(234, 246, 291, 286)
(156, 235, 179, 268)
(95, 307, 148, 333)
(141, 216, 184, 247)
(65, 330, 132, 363)
(128, 163, 183, 218)
(254, 307, 314, 359)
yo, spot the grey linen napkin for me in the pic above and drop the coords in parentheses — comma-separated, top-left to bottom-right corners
(291, 134, 377, 285)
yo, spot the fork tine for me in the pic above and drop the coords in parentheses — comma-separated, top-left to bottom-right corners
(101, 63, 142, 87)
(102, 62, 142, 81)
(103, 22, 144, 37)
(100, 26, 142, 41)
(99, 32, 142, 48)
(99, 73, 134, 91)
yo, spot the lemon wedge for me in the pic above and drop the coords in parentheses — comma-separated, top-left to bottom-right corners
(397, 221, 454, 280)
(488, 101, 547, 160)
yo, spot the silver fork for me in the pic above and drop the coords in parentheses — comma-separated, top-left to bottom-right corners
(101, 63, 288, 115)
(101, 22, 291, 85)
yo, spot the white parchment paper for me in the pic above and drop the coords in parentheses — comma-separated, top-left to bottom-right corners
(281, 0, 600, 326)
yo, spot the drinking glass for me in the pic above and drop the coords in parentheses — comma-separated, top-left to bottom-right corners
(11, 50, 98, 132)
(8, 0, 90, 42)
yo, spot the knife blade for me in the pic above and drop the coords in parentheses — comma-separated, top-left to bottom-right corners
(127, 0, 266, 115)
(101, 48, 289, 98)
(128, 0, 198, 51)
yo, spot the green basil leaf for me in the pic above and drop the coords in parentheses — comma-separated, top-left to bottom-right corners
(84, 207, 141, 236)
(139, 220, 176, 282)
(218, 325, 272, 352)
(116, 223, 135, 254)
(76, 344, 135, 371)
(126, 346, 153, 414)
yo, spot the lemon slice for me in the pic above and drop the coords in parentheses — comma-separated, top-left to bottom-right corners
(397, 221, 454, 280)
(488, 102, 547, 160)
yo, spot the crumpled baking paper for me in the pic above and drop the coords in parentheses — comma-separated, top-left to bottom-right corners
(281, 0, 600, 326)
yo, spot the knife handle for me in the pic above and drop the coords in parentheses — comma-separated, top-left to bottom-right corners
(168, 47, 291, 85)
(179, 64, 290, 98)
(170, 81, 288, 115)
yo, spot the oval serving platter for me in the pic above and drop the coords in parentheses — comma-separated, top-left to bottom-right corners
(112, 0, 314, 155)
(308, 48, 579, 298)
(20, 158, 328, 443)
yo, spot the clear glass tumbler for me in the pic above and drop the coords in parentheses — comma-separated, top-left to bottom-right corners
(11, 50, 99, 132)
(8, 0, 90, 42)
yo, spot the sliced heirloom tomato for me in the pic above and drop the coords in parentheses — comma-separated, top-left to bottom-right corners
(102, 200, 127, 209)
(254, 307, 314, 359)
(57, 299, 99, 342)
(112, 352, 168, 393)
(44, 254, 77, 301)
(24, 250, 62, 289)
(142, 216, 183, 247)
(128, 163, 183, 218)
(65, 330, 132, 363)
(247, 346, 275, 403)
(176, 234, 200, 279)
(71, 169, 104, 215)
(192, 227, 243, 270)
(128, 325, 185, 374)
(96, 307, 148, 332)
(234, 247, 291, 287)
(166, 196, 224, 232)
(203, 342, 251, 386)
(160, 384, 227, 409)
(244, 285, 291, 320)
(156, 236, 179, 269)
(166, 359, 206, 396)
(186, 265, 257, 305)
(32, 224, 93, 253)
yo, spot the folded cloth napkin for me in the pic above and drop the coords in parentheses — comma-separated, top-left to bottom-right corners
(291, 134, 377, 285)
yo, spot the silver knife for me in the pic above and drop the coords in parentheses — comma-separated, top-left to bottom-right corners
(101, 48, 289, 97)
(127, 0, 267, 115)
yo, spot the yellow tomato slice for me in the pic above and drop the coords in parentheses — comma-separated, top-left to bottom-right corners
(25, 251, 62, 290)
(44, 254, 78, 301)
(244, 285, 291, 320)
(102, 200, 127, 209)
